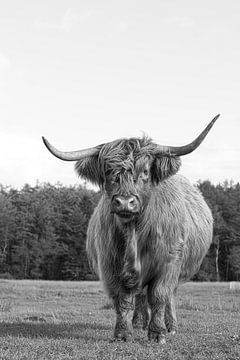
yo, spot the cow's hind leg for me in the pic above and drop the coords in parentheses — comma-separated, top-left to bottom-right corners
(112, 293, 135, 341)
(132, 289, 150, 330)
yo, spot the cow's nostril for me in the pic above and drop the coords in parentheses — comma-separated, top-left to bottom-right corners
(128, 198, 137, 208)
(114, 197, 122, 207)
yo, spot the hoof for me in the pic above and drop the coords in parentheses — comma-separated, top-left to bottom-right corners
(148, 331, 166, 344)
(113, 335, 131, 342)
(113, 330, 132, 342)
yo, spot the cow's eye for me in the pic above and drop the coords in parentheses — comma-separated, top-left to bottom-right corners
(112, 174, 120, 184)
(140, 169, 149, 182)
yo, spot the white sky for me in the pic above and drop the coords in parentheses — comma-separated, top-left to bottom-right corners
(1, 0, 240, 188)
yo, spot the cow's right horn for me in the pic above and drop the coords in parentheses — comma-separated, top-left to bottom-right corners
(42, 137, 100, 161)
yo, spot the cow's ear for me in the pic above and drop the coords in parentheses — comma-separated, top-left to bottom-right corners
(75, 154, 104, 187)
(151, 156, 182, 183)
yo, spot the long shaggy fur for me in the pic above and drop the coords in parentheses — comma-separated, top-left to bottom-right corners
(87, 175, 212, 290)
(76, 136, 213, 340)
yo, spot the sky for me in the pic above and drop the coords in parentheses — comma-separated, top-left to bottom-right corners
(1, 0, 240, 189)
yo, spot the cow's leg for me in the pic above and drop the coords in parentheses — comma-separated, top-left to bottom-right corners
(147, 283, 167, 343)
(147, 264, 180, 343)
(165, 293, 178, 334)
(132, 289, 150, 330)
(112, 293, 135, 341)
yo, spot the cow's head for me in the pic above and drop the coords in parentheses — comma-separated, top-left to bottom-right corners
(43, 115, 219, 223)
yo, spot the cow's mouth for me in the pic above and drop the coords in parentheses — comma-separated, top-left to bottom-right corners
(116, 211, 136, 219)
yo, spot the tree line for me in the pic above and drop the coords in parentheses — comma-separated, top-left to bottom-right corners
(0, 180, 239, 281)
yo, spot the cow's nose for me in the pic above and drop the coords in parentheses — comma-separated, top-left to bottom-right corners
(113, 196, 138, 212)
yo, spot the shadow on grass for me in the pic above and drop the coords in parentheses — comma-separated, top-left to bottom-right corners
(0, 321, 112, 341)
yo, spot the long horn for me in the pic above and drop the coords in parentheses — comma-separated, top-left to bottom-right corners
(155, 114, 220, 156)
(42, 137, 100, 161)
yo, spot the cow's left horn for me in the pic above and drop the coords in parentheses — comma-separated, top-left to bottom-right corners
(42, 137, 100, 161)
(155, 114, 220, 156)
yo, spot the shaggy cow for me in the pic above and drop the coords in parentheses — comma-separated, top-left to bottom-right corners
(42, 114, 219, 343)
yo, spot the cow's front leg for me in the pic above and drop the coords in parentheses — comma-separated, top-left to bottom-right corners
(147, 265, 180, 343)
(165, 294, 178, 334)
(112, 293, 135, 341)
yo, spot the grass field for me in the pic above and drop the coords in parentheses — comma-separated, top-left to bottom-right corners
(0, 280, 239, 360)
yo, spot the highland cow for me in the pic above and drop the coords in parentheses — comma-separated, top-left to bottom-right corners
(43, 114, 219, 343)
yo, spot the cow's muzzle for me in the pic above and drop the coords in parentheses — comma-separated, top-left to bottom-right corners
(111, 195, 140, 219)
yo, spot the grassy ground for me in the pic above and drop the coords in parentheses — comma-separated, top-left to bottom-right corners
(0, 280, 239, 360)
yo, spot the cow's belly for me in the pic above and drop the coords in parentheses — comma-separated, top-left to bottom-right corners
(139, 230, 212, 287)
(179, 232, 212, 282)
